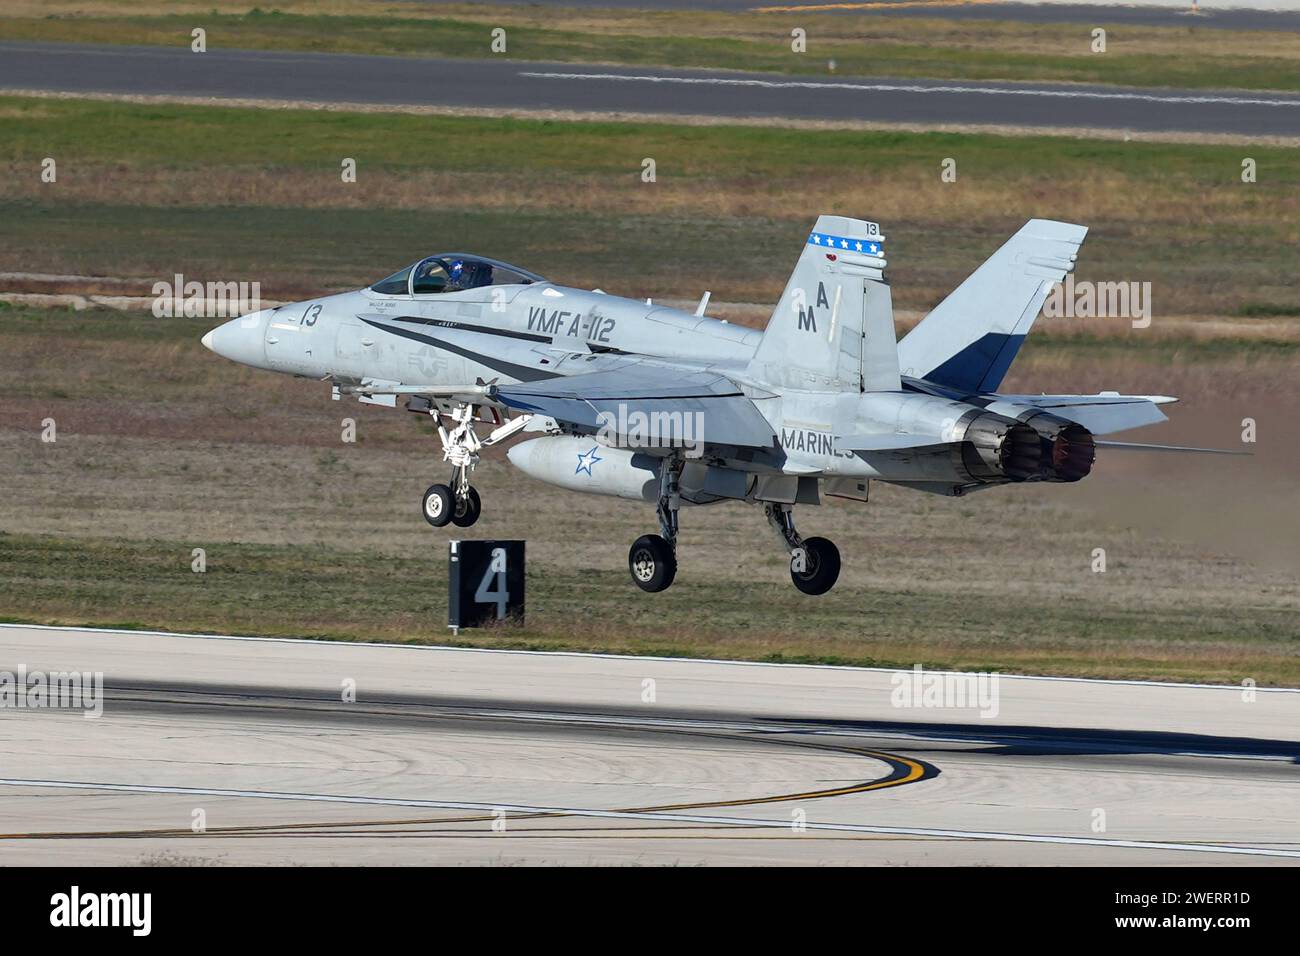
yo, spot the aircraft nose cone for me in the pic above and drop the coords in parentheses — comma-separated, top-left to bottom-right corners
(202, 311, 267, 367)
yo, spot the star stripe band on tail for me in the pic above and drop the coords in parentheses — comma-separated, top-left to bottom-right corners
(808, 233, 883, 255)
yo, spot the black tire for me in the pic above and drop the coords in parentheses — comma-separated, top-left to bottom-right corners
(790, 536, 840, 595)
(628, 534, 677, 593)
(421, 483, 454, 528)
(450, 486, 482, 527)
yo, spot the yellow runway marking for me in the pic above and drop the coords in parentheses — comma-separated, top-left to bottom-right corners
(0, 694, 937, 841)
(627, 747, 929, 813)
(0, 745, 934, 841)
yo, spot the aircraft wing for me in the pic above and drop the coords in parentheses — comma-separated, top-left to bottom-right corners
(490, 363, 777, 451)
(990, 393, 1176, 435)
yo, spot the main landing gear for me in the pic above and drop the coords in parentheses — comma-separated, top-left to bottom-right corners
(765, 502, 841, 596)
(421, 403, 529, 529)
(627, 457, 681, 593)
(624, 459, 841, 595)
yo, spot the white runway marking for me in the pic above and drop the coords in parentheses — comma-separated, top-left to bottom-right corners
(3, 778, 1297, 859)
(519, 71, 1300, 109)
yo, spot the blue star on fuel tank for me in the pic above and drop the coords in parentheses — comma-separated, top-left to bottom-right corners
(575, 446, 603, 476)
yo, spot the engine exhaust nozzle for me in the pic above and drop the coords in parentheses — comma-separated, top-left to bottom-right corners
(960, 412, 1041, 482)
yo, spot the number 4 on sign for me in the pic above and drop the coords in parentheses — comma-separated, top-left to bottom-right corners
(476, 547, 510, 619)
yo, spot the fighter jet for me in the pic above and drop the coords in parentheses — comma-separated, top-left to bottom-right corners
(203, 216, 1238, 594)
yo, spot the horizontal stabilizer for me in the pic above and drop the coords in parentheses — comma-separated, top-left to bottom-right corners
(1095, 440, 1250, 456)
(988, 393, 1175, 435)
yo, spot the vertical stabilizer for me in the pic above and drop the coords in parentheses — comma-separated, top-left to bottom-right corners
(747, 215, 901, 393)
(897, 219, 1087, 393)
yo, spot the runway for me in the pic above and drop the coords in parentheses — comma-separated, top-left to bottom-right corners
(1, 624, 1296, 866)
(464, 1, 1300, 32)
(2, 42, 1298, 137)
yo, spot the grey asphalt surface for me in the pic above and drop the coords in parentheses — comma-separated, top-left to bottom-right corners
(454, 0, 1300, 32)
(2, 41, 1298, 136)
(1, 625, 1297, 866)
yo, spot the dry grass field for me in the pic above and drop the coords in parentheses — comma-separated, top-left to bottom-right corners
(0, 86, 1295, 683)
(1, 97, 1297, 315)
(1, 305, 1295, 683)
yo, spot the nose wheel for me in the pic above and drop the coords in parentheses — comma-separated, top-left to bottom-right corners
(451, 485, 482, 527)
(423, 482, 482, 528)
(422, 483, 455, 527)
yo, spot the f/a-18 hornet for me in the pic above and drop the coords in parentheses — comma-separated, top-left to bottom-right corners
(203, 216, 1232, 595)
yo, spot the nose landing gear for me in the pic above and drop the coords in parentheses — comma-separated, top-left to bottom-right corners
(420, 403, 529, 529)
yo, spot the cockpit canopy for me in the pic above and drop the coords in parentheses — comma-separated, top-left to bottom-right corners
(370, 254, 545, 296)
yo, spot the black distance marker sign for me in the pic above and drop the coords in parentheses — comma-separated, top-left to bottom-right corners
(449, 539, 525, 630)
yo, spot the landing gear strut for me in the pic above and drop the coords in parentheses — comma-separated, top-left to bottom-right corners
(765, 502, 840, 595)
(627, 455, 682, 592)
(421, 404, 529, 529)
